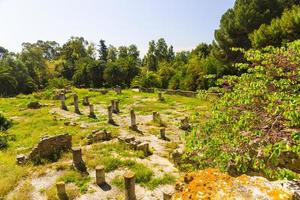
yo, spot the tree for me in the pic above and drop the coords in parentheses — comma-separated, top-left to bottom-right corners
(250, 5, 300, 48)
(214, 0, 300, 64)
(98, 39, 108, 62)
(155, 38, 168, 62)
(107, 45, 118, 62)
(144, 40, 158, 71)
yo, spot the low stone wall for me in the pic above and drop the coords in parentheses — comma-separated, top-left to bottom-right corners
(161, 89, 197, 97)
(139, 87, 155, 93)
(27, 134, 72, 162)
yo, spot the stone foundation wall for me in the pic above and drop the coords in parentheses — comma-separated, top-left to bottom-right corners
(27, 134, 72, 161)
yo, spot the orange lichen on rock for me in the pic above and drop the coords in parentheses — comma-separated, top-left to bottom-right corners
(172, 168, 293, 200)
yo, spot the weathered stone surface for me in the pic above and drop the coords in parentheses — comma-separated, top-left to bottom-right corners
(100, 89, 109, 94)
(27, 101, 41, 109)
(86, 130, 112, 144)
(172, 168, 295, 200)
(26, 134, 72, 163)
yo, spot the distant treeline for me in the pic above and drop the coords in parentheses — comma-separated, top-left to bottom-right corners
(1, 0, 300, 96)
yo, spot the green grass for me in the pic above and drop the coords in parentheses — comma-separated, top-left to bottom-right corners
(142, 173, 176, 190)
(7, 181, 33, 200)
(0, 88, 212, 197)
(58, 170, 91, 193)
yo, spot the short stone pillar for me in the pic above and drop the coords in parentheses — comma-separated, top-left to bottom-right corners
(96, 166, 105, 185)
(83, 96, 90, 106)
(129, 110, 138, 131)
(158, 92, 164, 101)
(163, 192, 173, 200)
(153, 112, 161, 123)
(115, 100, 120, 114)
(111, 100, 120, 114)
(60, 93, 68, 111)
(160, 128, 166, 140)
(88, 104, 96, 118)
(180, 117, 191, 130)
(73, 94, 80, 114)
(56, 181, 68, 200)
(124, 171, 136, 200)
(72, 147, 87, 172)
(115, 85, 122, 94)
(107, 106, 115, 125)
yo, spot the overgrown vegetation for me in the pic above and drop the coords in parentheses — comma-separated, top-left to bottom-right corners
(186, 41, 300, 180)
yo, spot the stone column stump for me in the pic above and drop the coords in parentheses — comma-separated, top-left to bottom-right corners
(96, 165, 105, 186)
(124, 171, 136, 200)
(56, 181, 68, 200)
(73, 94, 81, 114)
(72, 147, 87, 172)
(60, 93, 68, 111)
(107, 106, 116, 125)
(88, 104, 96, 118)
(129, 110, 138, 131)
(83, 96, 90, 106)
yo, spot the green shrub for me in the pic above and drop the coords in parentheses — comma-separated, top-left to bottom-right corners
(47, 77, 72, 89)
(186, 40, 300, 180)
(0, 113, 12, 131)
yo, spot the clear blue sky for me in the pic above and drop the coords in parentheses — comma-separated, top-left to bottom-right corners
(0, 0, 235, 55)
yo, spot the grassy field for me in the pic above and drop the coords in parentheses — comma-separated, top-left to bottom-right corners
(0, 88, 213, 198)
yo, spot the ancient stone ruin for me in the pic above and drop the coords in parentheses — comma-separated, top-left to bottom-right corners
(111, 100, 120, 114)
(86, 129, 112, 144)
(17, 134, 72, 164)
(60, 93, 68, 111)
(73, 94, 81, 114)
(72, 147, 87, 172)
(107, 105, 116, 125)
(158, 92, 165, 101)
(180, 117, 191, 130)
(88, 104, 96, 118)
(96, 166, 106, 186)
(83, 96, 90, 106)
(56, 181, 68, 200)
(27, 101, 41, 109)
(129, 110, 138, 131)
(115, 85, 122, 94)
(124, 171, 136, 200)
(159, 128, 170, 141)
(118, 136, 151, 157)
(139, 87, 155, 93)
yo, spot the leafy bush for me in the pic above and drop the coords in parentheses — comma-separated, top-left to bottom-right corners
(47, 77, 72, 89)
(186, 41, 300, 180)
(0, 113, 12, 131)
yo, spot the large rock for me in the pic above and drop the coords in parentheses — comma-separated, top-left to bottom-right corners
(171, 168, 297, 200)
(27, 101, 41, 109)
